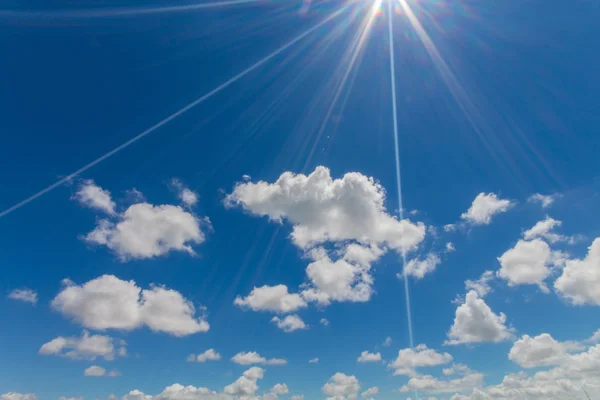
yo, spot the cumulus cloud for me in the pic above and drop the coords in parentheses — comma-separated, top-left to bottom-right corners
(523, 217, 564, 243)
(442, 363, 470, 376)
(39, 330, 125, 360)
(404, 253, 441, 279)
(223, 367, 264, 397)
(555, 238, 600, 305)
(225, 166, 425, 252)
(320, 318, 330, 326)
(84, 365, 120, 377)
(461, 193, 513, 225)
(234, 285, 306, 313)
(7, 289, 37, 305)
(322, 373, 360, 399)
(388, 344, 453, 375)
(187, 349, 221, 363)
(357, 351, 381, 363)
(171, 179, 198, 208)
(73, 180, 116, 215)
(231, 352, 287, 366)
(0, 394, 37, 400)
(586, 329, 600, 344)
(361, 387, 378, 399)
(445, 290, 514, 345)
(497, 239, 561, 292)
(509, 333, 584, 368)
(269, 384, 288, 395)
(271, 315, 307, 332)
(465, 271, 495, 297)
(528, 193, 559, 208)
(309, 358, 319, 363)
(398, 372, 484, 394)
(51, 275, 209, 336)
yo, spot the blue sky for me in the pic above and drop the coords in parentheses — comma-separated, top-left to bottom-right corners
(1, 0, 600, 399)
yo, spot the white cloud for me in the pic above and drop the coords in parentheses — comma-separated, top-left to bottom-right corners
(361, 387, 378, 398)
(398, 372, 484, 394)
(528, 193, 559, 208)
(84, 365, 106, 376)
(39, 330, 125, 360)
(309, 358, 319, 363)
(444, 224, 457, 232)
(58, 397, 83, 400)
(234, 285, 306, 313)
(523, 217, 564, 243)
(73, 180, 116, 215)
(465, 271, 495, 297)
(188, 349, 221, 363)
(0, 394, 37, 400)
(442, 363, 470, 376)
(508, 333, 584, 368)
(269, 384, 288, 395)
(388, 344, 453, 375)
(586, 329, 600, 344)
(461, 193, 513, 225)
(122, 390, 152, 400)
(445, 290, 514, 345)
(156, 384, 225, 399)
(404, 253, 441, 279)
(357, 351, 381, 363)
(383, 337, 392, 346)
(51, 275, 209, 336)
(497, 239, 559, 292)
(85, 202, 207, 261)
(231, 351, 287, 366)
(7, 289, 37, 305)
(225, 166, 426, 253)
(446, 242, 456, 252)
(555, 238, 600, 305)
(271, 315, 307, 332)
(320, 318, 330, 326)
(171, 179, 198, 208)
(322, 373, 360, 399)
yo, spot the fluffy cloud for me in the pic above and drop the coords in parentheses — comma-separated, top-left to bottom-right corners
(523, 217, 565, 243)
(225, 167, 425, 252)
(398, 372, 484, 394)
(445, 290, 514, 345)
(361, 387, 378, 399)
(187, 349, 221, 363)
(39, 330, 125, 360)
(465, 271, 495, 297)
(322, 373, 360, 399)
(271, 315, 307, 332)
(51, 275, 209, 336)
(509, 333, 584, 368)
(388, 344, 452, 375)
(85, 202, 207, 261)
(269, 384, 288, 395)
(528, 193, 559, 208)
(442, 363, 470, 376)
(357, 351, 381, 363)
(555, 238, 600, 305)
(497, 239, 559, 292)
(461, 193, 513, 225)
(320, 318, 330, 326)
(223, 367, 264, 397)
(0, 394, 37, 400)
(122, 390, 153, 400)
(586, 329, 600, 344)
(234, 285, 306, 313)
(84, 365, 120, 377)
(231, 351, 287, 366)
(172, 179, 198, 207)
(7, 289, 37, 304)
(73, 180, 116, 215)
(309, 358, 319, 363)
(404, 253, 441, 279)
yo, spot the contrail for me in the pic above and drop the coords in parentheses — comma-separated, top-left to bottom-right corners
(388, 0, 417, 395)
(0, 0, 262, 19)
(0, 5, 349, 219)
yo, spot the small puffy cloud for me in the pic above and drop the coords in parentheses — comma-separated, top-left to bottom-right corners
(155, 383, 223, 399)
(446, 242, 455, 252)
(508, 333, 583, 368)
(225, 166, 426, 253)
(465, 271, 495, 297)
(122, 390, 152, 400)
(172, 178, 198, 207)
(322, 373, 360, 399)
(528, 193, 559, 208)
(361, 387, 378, 398)
(444, 224, 457, 232)
(442, 363, 470, 376)
(224, 367, 265, 396)
(404, 253, 441, 279)
(269, 384, 288, 395)
(388, 344, 453, 375)
(0, 394, 37, 400)
(187, 349, 221, 363)
(231, 351, 287, 366)
(309, 358, 319, 363)
(398, 372, 484, 394)
(7, 289, 37, 305)
(383, 337, 392, 346)
(523, 217, 562, 243)
(357, 351, 381, 363)
(234, 285, 306, 313)
(461, 193, 513, 225)
(39, 330, 125, 360)
(84, 365, 106, 376)
(586, 329, 600, 344)
(555, 238, 600, 305)
(271, 315, 307, 332)
(445, 290, 514, 345)
(51, 275, 209, 336)
(85, 202, 207, 261)
(73, 180, 116, 215)
(320, 318, 330, 326)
